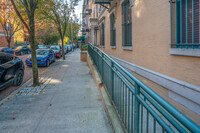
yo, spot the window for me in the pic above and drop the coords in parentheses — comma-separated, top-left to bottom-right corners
(171, 0, 200, 49)
(100, 23, 105, 46)
(110, 13, 116, 47)
(6, 23, 9, 31)
(122, 0, 132, 46)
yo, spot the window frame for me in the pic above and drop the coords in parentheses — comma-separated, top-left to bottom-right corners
(110, 13, 116, 47)
(121, 0, 132, 47)
(170, 0, 200, 49)
(100, 22, 105, 47)
(170, 0, 200, 57)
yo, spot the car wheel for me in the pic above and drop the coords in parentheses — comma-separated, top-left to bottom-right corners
(47, 60, 50, 67)
(13, 70, 24, 86)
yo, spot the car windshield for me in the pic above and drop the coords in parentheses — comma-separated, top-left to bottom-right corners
(39, 45, 46, 48)
(36, 50, 49, 56)
(50, 46, 59, 50)
(15, 46, 22, 50)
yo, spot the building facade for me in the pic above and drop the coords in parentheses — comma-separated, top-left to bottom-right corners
(83, 0, 200, 124)
(0, 0, 29, 47)
(0, 0, 14, 47)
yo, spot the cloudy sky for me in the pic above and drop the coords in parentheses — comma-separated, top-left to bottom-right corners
(74, 0, 83, 22)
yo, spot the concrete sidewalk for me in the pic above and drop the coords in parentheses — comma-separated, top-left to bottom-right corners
(0, 50, 113, 133)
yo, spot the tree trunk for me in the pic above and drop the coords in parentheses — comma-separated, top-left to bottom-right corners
(7, 40, 11, 48)
(61, 38, 65, 60)
(29, 12, 39, 86)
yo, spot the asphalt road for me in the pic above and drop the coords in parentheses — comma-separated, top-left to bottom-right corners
(0, 54, 48, 101)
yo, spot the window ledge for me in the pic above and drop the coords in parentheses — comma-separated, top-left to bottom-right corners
(169, 48, 200, 57)
(100, 46, 105, 48)
(111, 46, 116, 49)
(122, 46, 132, 51)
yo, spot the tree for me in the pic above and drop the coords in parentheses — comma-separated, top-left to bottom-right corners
(10, 0, 41, 86)
(41, 0, 79, 60)
(0, 1, 22, 48)
(42, 0, 69, 60)
(35, 21, 60, 45)
(66, 21, 80, 43)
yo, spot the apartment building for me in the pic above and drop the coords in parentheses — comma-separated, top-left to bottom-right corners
(0, 0, 14, 47)
(0, 0, 29, 47)
(82, 0, 200, 124)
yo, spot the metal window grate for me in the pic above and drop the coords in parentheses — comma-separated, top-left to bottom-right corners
(170, 0, 200, 48)
(110, 13, 116, 46)
(122, 0, 132, 47)
(100, 23, 105, 46)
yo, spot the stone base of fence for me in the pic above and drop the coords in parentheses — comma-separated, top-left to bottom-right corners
(87, 54, 125, 133)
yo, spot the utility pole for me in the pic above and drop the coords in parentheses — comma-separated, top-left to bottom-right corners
(71, 17, 73, 51)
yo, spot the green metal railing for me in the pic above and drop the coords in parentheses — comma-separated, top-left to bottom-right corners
(88, 42, 200, 133)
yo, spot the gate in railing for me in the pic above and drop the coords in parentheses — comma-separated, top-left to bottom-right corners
(88, 42, 200, 133)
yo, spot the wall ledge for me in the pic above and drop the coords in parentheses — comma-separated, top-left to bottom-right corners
(111, 56, 200, 115)
(169, 48, 200, 57)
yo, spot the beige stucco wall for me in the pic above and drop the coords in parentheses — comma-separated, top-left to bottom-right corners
(94, 0, 200, 124)
(99, 0, 200, 87)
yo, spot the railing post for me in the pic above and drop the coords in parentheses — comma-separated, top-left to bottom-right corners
(111, 61, 114, 102)
(134, 84, 140, 133)
(97, 49, 99, 69)
(101, 53, 104, 80)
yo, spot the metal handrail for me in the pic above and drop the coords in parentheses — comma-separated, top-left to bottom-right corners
(88, 42, 200, 133)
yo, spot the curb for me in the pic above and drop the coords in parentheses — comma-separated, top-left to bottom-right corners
(0, 78, 33, 106)
(0, 62, 51, 106)
(87, 54, 125, 133)
(0, 50, 75, 105)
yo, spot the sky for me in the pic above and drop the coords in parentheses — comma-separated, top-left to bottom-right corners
(74, 0, 83, 23)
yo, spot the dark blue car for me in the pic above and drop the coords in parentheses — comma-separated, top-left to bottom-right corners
(25, 49, 55, 67)
(0, 47, 14, 55)
(14, 46, 30, 55)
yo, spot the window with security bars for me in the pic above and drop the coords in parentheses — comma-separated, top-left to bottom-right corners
(100, 23, 105, 46)
(122, 0, 132, 47)
(110, 13, 116, 46)
(171, 0, 200, 48)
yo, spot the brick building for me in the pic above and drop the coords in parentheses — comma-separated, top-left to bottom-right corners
(0, 0, 14, 47)
(0, 26, 14, 47)
(83, 0, 200, 125)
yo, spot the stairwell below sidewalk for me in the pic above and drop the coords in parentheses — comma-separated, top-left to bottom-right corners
(87, 53, 125, 133)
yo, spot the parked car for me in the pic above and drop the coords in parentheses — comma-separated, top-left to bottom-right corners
(0, 53, 24, 90)
(0, 47, 14, 55)
(38, 45, 48, 49)
(73, 44, 77, 49)
(50, 46, 62, 58)
(27, 44, 39, 51)
(63, 45, 68, 54)
(14, 46, 30, 55)
(67, 45, 72, 52)
(25, 49, 55, 67)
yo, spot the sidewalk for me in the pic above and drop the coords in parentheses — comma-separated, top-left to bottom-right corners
(0, 50, 113, 133)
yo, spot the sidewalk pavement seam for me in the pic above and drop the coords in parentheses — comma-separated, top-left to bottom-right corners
(0, 49, 113, 133)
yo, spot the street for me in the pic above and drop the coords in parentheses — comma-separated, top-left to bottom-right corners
(0, 54, 48, 101)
